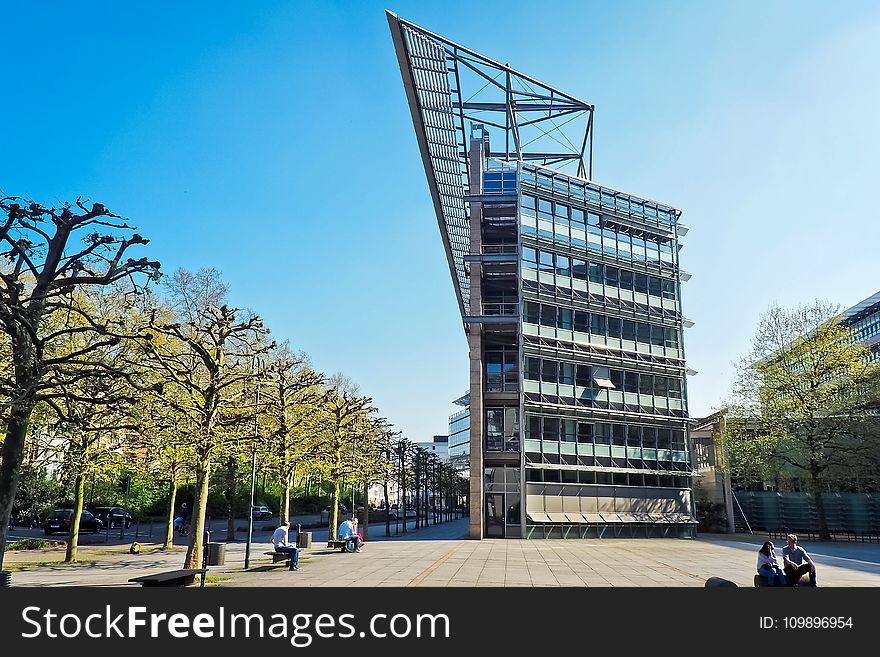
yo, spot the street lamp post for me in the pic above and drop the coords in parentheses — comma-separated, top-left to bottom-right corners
(244, 357, 262, 570)
(351, 427, 356, 522)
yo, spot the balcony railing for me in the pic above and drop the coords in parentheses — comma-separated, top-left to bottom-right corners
(483, 243, 518, 255)
(482, 302, 519, 316)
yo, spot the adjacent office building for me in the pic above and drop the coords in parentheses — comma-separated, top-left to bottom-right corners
(844, 291, 880, 362)
(448, 392, 471, 477)
(691, 289, 880, 533)
(414, 435, 449, 462)
(389, 13, 696, 538)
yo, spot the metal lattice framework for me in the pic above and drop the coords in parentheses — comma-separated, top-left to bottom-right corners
(387, 12, 594, 317)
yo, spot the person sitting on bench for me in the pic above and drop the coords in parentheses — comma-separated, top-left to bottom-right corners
(782, 534, 817, 586)
(338, 516, 362, 552)
(757, 541, 786, 586)
(271, 520, 300, 570)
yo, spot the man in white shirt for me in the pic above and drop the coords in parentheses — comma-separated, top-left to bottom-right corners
(271, 521, 299, 570)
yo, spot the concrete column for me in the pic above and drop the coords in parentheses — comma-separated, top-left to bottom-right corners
(467, 129, 485, 540)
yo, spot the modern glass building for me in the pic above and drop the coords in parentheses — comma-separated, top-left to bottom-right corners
(448, 392, 471, 477)
(389, 13, 696, 539)
(842, 291, 880, 362)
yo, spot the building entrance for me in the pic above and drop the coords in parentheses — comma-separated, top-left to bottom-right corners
(484, 467, 521, 538)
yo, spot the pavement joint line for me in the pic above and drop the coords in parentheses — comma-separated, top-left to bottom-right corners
(406, 546, 460, 587)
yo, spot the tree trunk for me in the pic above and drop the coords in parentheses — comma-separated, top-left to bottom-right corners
(811, 470, 830, 540)
(184, 459, 211, 569)
(329, 479, 340, 540)
(65, 472, 86, 563)
(281, 470, 291, 524)
(401, 467, 407, 534)
(362, 480, 369, 541)
(414, 461, 420, 530)
(164, 473, 178, 550)
(225, 456, 236, 542)
(0, 396, 36, 571)
(383, 479, 390, 537)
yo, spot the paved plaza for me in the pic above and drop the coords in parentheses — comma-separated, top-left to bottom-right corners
(7, 518, 880, 587)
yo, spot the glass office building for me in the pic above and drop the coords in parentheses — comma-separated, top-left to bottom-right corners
(389, 13, 696, 538)
(842, 291, 880, 362)
(448, 392, 471, 478)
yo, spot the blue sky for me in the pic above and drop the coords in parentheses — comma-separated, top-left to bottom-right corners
(2, 1, 879, 441)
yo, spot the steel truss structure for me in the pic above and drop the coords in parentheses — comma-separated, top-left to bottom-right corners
(387, 11, 594, 317)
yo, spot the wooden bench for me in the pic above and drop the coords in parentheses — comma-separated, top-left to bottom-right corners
(264, 551, 299, 568)
(129, 569, 206, 587)
(327, 539, 352, 552)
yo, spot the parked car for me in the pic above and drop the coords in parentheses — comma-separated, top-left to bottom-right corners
(93, 506, 133, 529)
(44, 509, 103, 535)
(385, 505, 416, 519)
(250, 505, 273, 521)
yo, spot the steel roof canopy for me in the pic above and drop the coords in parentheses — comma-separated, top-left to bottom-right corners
(387, 11, 595, 319)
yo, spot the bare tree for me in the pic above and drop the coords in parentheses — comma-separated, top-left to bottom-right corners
(262, 342, 323, 523)
(313, 381, 376, 540)
(140, 268, 272, 568)
(0, 196, 158, 570)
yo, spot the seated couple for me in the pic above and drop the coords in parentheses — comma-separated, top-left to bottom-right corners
(757, 534, 817, 586)
(338, 516, 363, 552)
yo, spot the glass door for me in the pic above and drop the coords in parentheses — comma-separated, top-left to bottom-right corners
(485, 493, 505, 537)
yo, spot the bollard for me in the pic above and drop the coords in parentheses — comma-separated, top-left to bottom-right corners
(201, 529, 211, 588)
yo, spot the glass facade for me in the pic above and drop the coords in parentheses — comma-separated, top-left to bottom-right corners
(515, 163, 695, 539)
(448, 394, 470, 477)
(842, 294, 880, 362)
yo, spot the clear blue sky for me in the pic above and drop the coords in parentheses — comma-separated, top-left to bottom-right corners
(2, 1, 879, 441)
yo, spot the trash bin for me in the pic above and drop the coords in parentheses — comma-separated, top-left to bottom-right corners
(0, 570, 11, 587)
(704, 576, 737, 588)
(205, 542, 226, 566)
(296, 531, 312, 549)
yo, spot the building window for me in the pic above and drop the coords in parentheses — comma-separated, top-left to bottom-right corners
(558, 307, 573, 330)
(593, 366, 615, 389)
(485, 347, 518, 392)
(525, 356, 541, 381)
(576, 364, 592, 387)
(559, 362, 575, 385)
(541, 359, 557, 384)
(524, 300, 539, 324)
(486, 407, 519, 452)
(577, 422, 593, 443)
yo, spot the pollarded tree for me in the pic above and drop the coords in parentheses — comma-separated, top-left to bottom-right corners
(129, 379, 197, 549)
(37, 286, 155, 562)
(368, 418, 399, 537)
(731, 300, 880, 538)
(140, 268, 272, 568)
(0, 196, 159, 570)
(346, 413, 395, 540)
(261, 343, 323, 523)
(313, 377, 376, 540)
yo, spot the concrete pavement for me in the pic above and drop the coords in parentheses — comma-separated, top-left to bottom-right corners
(7, 518, 880, 587)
